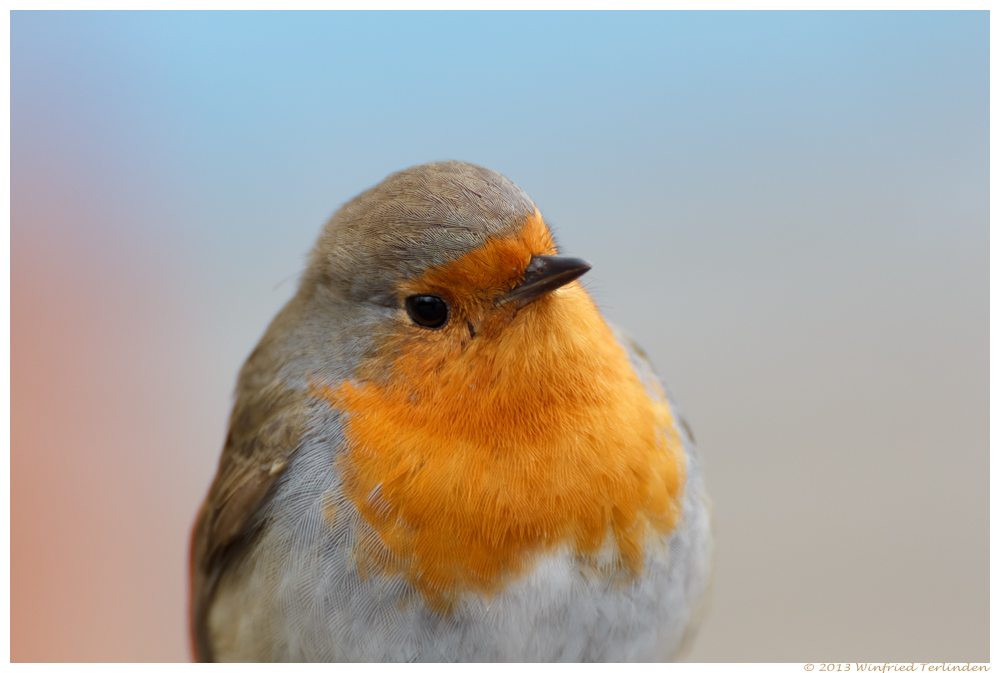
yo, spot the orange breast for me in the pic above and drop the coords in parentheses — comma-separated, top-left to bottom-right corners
(314, 216, 686, 610)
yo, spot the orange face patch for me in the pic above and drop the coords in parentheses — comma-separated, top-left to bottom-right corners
(314, 212, 686, 611)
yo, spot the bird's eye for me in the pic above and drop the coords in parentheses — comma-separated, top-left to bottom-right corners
(405, 294, 449, 329)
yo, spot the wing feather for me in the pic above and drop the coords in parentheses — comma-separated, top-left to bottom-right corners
(189, 384, 310, 662)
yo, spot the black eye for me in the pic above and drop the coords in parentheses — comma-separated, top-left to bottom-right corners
(405, 294, 449, 329)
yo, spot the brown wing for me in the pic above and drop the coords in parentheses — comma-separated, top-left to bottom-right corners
(189, 383, 311, 662)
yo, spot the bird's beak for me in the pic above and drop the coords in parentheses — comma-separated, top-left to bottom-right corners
(498, 255, 592, 309)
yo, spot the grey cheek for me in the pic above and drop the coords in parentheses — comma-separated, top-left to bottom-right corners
(365, 292, 401, 310)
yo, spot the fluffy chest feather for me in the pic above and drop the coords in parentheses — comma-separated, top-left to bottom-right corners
(314, 280, 686, 611)
(207, 375, 710, 662)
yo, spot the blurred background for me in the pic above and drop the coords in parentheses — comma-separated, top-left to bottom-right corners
(11, 11, 988, 663)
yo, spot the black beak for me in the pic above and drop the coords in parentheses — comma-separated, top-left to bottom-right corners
(498, 255, 592, 309)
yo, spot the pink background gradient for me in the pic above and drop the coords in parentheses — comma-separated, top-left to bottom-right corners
(12, 12, 988, 662)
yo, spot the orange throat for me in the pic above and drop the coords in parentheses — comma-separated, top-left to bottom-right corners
(314, 219, 686, 610)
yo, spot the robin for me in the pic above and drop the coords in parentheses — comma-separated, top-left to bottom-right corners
(190, 161, 712, 662)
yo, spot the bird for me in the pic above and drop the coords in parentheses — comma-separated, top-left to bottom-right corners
(189, 160, 712, 662)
